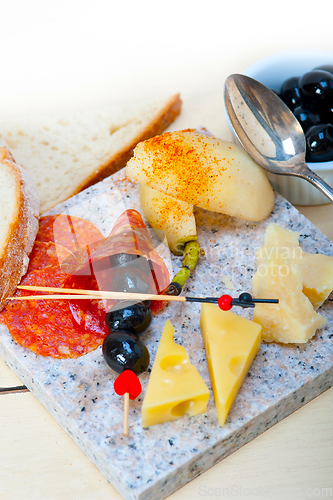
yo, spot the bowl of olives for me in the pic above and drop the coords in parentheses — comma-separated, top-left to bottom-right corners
(241, 49, 333, 205)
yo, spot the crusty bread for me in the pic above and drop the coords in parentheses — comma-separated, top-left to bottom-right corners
(0, 148, 39, 311)
(0, 94, 181, 214)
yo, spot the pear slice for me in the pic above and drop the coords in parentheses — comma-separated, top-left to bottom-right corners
(139, 183, 197, 255)
(127, 129, 275, 221)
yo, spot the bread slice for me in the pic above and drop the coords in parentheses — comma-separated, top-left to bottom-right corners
(0, 147, 39, 311)
(0, 94, 181, 214)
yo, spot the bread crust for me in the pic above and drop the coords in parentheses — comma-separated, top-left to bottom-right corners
(67, 93, 182, 202)
(0, 148, 39, 311)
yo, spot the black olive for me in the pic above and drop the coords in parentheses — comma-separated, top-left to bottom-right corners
(238, 292, 253, 303)
(314, 64, 333, 75)
(111, 267, 152, 295)
(109, 253, 139, 268)
(109, 253, 152, 276)
(305, 124, 333, 162)
(280, 76, 301, 110)
(278, 67, 333, 162)
(320, 103, 333, 126)
(293, 104, 321, 133)
(102, 331, 149, 375)
(105, 300, 152, 336)
(299, 70, 333, 108)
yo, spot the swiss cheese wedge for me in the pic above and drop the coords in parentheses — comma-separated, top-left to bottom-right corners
(141, 320, 209, 427)
(200, 303, 261, 426)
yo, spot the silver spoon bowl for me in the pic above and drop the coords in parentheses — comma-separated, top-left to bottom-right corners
(224, 73, 333, 203)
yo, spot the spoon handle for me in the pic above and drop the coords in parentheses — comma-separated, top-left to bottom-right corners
(299, 166, 333, 203)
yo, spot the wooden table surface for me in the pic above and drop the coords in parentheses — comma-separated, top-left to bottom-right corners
(1, 3, 333, 499)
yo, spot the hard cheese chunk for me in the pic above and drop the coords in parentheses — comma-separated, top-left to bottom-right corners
(200, 303, 261, 426)
(252, 250, 327, 344)
(127, 129, 274, 221)
(141, 319, 209, 427)
(253, 223, 333, 309)
(139, 183, 197, 255)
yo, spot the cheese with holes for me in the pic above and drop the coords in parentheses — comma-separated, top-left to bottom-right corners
(200, 303, 261, 426)
(141, 319, 209, 427)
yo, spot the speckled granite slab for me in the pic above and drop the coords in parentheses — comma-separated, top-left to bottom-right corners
(0, 169, 332, 500)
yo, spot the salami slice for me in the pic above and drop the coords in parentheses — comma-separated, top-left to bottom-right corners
(3, 265, 109, 358)
(1, 215, 108, 357)
(27, 241, 72, 273)
(36, 215, 105, 254)
(2, 211, 169, 358)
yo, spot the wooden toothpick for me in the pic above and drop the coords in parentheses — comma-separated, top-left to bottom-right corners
(123, 392, 129, 436)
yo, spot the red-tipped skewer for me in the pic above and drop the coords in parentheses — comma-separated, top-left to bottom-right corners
(186, 292, 278, 310)
(13, 286, 279, 310)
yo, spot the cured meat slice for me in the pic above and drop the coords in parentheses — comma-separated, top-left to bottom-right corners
(64, 274, 113, 336)
(36, 215, 105, 254)
(61, 210, 170, 313)
(2, 210, 169, 358)
(3, 265, 109, 358)
(27, 241, 72, 273)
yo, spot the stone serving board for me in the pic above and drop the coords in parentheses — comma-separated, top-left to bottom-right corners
(0, 168, 332, 500)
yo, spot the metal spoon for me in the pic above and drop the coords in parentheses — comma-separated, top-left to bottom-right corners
(224, 73, 333, 203)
